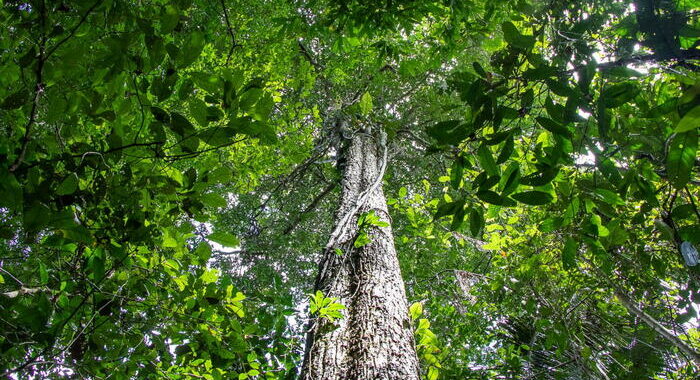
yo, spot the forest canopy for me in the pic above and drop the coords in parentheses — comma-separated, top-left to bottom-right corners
(1, 0, 699, 379)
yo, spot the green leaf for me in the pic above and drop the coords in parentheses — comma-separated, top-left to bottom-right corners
(207, 232, 239, 247)
(450, 159, 464, 189)
(477, 144, 498, 176)
(1, 89, 29, 110)
(160, 5, 179, 34)
(500, 163, 521, 195)
(239, 88, 263, 111)
(451, 203, 466, 231)
(359, 92, 373, 115)
(675, 105, 700, 133)
(170, 112, 196, 136)
(476, 190, 503, 205)
(196, 242, 212, 262)
(666, 131, 698, 189)
(469, 207, 484, 237)
(199, 126, 237, 146)
(511, 191, 553, 205)
(180, 31, 205, 67)
(409, 302, 423, 320)
(472, 62, 487, 77)
(57, 173, 79, 195)
(601, 82, 639, 108)
(150, 106, 170, 124)
(235, 119, 277, 144)
(191, 72, 222, 94)
(521, 166, 558, 186)
(200, 193, 228, 208)
(521, 88, 534, 109)
(561, 237, 578, 270)
(592, 188, 625, 206)
(39, 263, 48, 285)
(201, 268, 219, 284)
(496, 135, 514, 164)
(189, 98, 209, 127)
(501, 22, 535, 50)
(427, 120, 471, 146)
(536, 117, 572, 138)
(435, 201, 460, 219)
(88, 252, 105, 282)
(253, 94, 274, 121)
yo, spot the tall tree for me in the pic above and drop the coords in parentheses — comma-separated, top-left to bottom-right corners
(1, 0, 699, 379)
(302, 132, 420, 378)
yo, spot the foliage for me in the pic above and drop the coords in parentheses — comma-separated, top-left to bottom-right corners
(308, 290, 345, 322)
(1, 0, 699, 379)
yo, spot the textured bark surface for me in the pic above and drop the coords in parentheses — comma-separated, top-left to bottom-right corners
(301, 134, 420, 380)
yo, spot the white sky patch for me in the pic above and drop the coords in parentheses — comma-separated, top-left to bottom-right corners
(575, 149, 596, 166)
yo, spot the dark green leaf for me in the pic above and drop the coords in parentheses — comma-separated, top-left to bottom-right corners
(189, 98, 209, 127)
(450, 159, 464, 189)
(601, 82, 639, 108)
(478, 175, 501, 191)
(666, 131, 698, 189)
(477, 144, 499, 176)
(675, 105, 700, 133)
(562, 237, 577, 270)
(500, 164, 521, 195)
(536, 117, 572, 138)
(160, 5, 179, 33)
(469, 207, 484, 237)
(472, 62, 487, 77)
(427, 120, 471, 146)
(592, 188, 625, 206)
(435, 200, 462, 220)
(150, 106, 170, 124)
(521, 166, 558, 186)
(476, 190, 503, 205)
(170, 112, 196, 136)
(511, 191, 553, 205)
(180, 31, 205, 67)
(501, 22, 535, 50)
(57, 174, 79, 195)
(451, 203, 466, 231)
(1, 89, 29, 110)
(496, 135, 514, 164)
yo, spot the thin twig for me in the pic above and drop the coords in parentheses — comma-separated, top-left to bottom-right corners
(24, 141, 164, 169)
(284, 182, 337, 234)
(220, 0, 241, 64)
(44, 0, 103, 60)
(10, 0, 102, 172)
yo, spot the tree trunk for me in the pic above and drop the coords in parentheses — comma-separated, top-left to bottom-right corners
(301, 133, 420, 379)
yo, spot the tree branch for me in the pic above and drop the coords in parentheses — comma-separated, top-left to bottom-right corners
(284, 182, 337, 234)
(572, 48, 700, 73)
(25, 141, 165, 169)
(220, 0, 241, 64)
(614, 290, 700, 367)
(10, 0, 102, 172)
(45, 0, 103, 60)
(298, 40, 324, 70)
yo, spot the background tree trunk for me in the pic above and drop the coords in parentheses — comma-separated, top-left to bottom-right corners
(301, 134, 420, 380)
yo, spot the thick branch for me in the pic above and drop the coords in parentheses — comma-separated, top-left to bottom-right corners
(615, 290, 700, 367)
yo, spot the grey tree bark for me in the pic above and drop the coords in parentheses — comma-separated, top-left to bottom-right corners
(301, 133, 420, 379)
